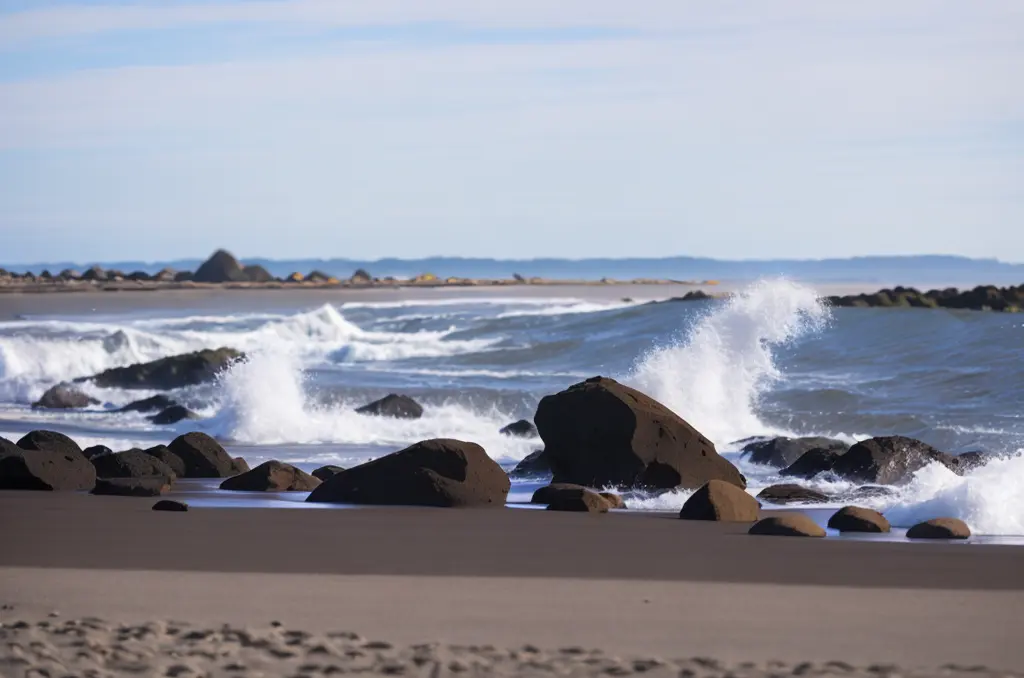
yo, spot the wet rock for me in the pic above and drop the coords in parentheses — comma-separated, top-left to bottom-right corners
(780, 448, 844, 479)
(749, 515, 825, 538)
(355, 394, 424, 419)
(220, 461, 321, 492)
(831, 436, 956, 484)
(599, 491, 626, 509)
(91, 449, 177, 480)
(679, 480, 759, 522)
(307, 438, 510, 507)
(509, 449, 550, 478)
(544, 487, 610, 513)
(193, 250, 249, 283)
(535, 376, 744, 490)
(167, 432, 236, 478)
(312, 465, 345, 481)
(32, 384, 99, 409)
(829, 285, 1023, 313)
(827, 506, 890, 533)
(148, 405, 199, 425)
(906, 517, 971, 540)
(142, 445, 186, 477)
(118, 395, 177, 413)
(1, 432, 96, 491)
(153, 499, 188, 512)
(499, 420, 537, 438)
(531, 483, 587, 505)
(741, 437, 849, 468)
(82, 445, 113, 460)
(756, 484, 830, 505)
(243, 264, 274, 283)
(949, 451, 991, 473)
(92, 477, 172, 497)
(84, 348, 242, 390)
(231, 457, 250, 474)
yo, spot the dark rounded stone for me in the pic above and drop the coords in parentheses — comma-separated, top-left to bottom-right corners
(148, 405, 199, 425)
(32, 384, 99, 409)
(509, 449, 550, 478)
(1, 432, 95, 491)
(531, 483, 587, 505)
(906, 518, 970, 540)
(220, 461, 321, 492)
(86, 348, 242, 390)
(780, 448, 843, 479)
(118, 395, 177, 413)
(756, 484, 830, 505)
(82, 445, 113, 460)
(92, 477, 172, 497)
(312, 465, 345, 481)
(741, 437, 849, 468)
(92, 449, 176, 480)
(193, 250, 248, 283)
(153, 499, 188, 512)
(142, 445, 186, 477)
(749, 515, 825, 538)
(355, 394, 424, 419)
(499, 420, 537, 438)
(680, 480, 759, 522)
(542, 487, 610, 513)
(167, 432, 236, 478)
(827, 506, 890, 533)
(831, 436, 956, 485)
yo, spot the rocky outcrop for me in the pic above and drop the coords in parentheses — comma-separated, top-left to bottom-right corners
(193, 250, 248, 283)
(355, 394, 424, 419)
(535, 376, 744, 490)
(906, 517, 971, 540)
(91, 449, 177, 480)
(84, 348, 242, 390)
(827, 506, 890, 533)
(749, 515, 825, 538)
(756, 484, 830, 505)
(509, 449, 550, 477)
(351, 269, 373, 284)
(142, 445, 187, 477)
(1, 432, 96, 491)
(148, 405, 199, 425)
(153, 499, 188, 512)
(118, 395, 177, 413)
(32, 384, 99, 409)
(679, 480, 759, 522)
(220, 461, 321, 492)
(499, 420, 537, 437)
(312, 465, 345, 481)
(167, 432, 237, 478)
(243, 265, 274, 283)
(780, 448, 844, 479)
(741, 437, 849, 468)
(828, 285, 1024, 313)
(831, 436, 955, 484)
(92, 477, 172, 497)
(82, 445, 113, 459)
(544, 487, 610, 513)
(306, 439, 510, 507)
(949, 451, 991, 473)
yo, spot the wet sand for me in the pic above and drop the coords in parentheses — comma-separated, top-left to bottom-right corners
(2, 492, 1023, 672)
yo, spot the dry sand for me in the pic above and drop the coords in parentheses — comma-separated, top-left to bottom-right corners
(2, 492, 1024, 675)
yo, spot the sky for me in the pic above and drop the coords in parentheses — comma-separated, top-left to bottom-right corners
(1, 1, 1022, 265)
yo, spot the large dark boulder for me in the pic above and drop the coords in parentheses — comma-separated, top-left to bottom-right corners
(148, 405, 199, 425)
(84, 348, 242, 390)
(534, 376, 744, 490)
(220, 461, 321, 492)
(306, 439, 509, 507)
(91, 449, 176, 480)
(1, 432, 96, 491)
(118, 395, 177, 413)
(142, 445, 186, 477)
(749, 515, 825, 538)
(500, 420, 537, 437)
(509, 449, 550, 478)
(32, 384, 99, 409)
(831, 436, 955, 485)
(544, 487, 610, 513)
(949, 451, 990, 474)
(167, 432, 236, 478)
(828, 506, 890, 533)
(531, 482, 587, 505)
(92, 477, 172, 497)
(756, 484, 830, 505)
(243, 264, 274, 283)
(906, 517, 970, 540)
(355, 394, 424, 419)
(82, 445, 113, 460)
(312, 465, 344, 481)
(780, 448, 844, 479)
(679, 480, 759, 522)
(741, 437, 849, 468)
(193, 250, 248, 283)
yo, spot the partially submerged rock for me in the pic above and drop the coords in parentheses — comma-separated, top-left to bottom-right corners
(312, 465, 345, 481)
(499, 420, 537, 437)
(509, 449, 550, 478)
(679, 480, 759, 522)
(780, 448, 844, 479)
(906, 517, 971, 540)
(84, 348, 242, 390)
(355, 394, 424, 419)
(756, 484, 830, 505)
(749, 515, 826, 538)
(1, 432, 96, 491)
(828, 506, 890, 533)
(307, 438, 509, 507)
(148, 405, 199, 425)
(32, 384, 99, 409)
(535, 376, 744, 490)
(118, 395, 177, 413)
(220, 461, 321, 492)
(544, 487, 610, 513)
(741, 437, 849, 468)
(167, 432, 237, 478)
(831, 436, 955, 485)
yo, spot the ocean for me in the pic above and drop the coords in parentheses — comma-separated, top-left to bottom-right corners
(1, 279, 1022, 536)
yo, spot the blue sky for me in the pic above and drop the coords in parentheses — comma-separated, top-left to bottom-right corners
(1, 1, 1022, 264)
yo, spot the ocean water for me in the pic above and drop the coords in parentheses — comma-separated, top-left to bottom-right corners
(1, 279, 1022, 536)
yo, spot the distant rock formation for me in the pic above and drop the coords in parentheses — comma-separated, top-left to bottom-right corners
(193, 250, 249, 283)
(82, 348, 242, 390)
(829, 284, 1024, 312)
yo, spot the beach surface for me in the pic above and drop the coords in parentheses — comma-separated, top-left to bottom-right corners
(3, 493, 1023, 674)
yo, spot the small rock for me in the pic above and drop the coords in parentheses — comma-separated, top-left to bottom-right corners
(312, 465, 345, 481)
(499, 420, 537, 437)
(679, 480, 759, 522)
(148, 405, 199, 425)
(544, 487, 610, 513)
(756, 484, 830, 505)
(749, 514, 826, 537)
(153, 499, 189, 512)
(32, 383, 99, 409)
(827, 506, 890, 533)
(906, 517, 971, 540)
(219, 460, 321, 492)
(355, 394, 424, 419)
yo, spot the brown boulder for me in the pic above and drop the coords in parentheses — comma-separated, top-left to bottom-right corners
(220, 461, 321, 492)
(599, 492, 626, 509)
(906, 518, 971, 540)
(0, 432, 96, 491)
(535, 376, 744, 490)
(32, 384, 99, 409)
(680, 480, 759, 522)
(306, 439, 509, 507)
(531, 482, 587, 504)
(91, 449, 176, 480)
(545, 487, 610, 513)
(827, 506, 890, 533)
(84, 348, 242, 390)
(167, 432, 236, 478)
(831, 436, 955, 485)
(142, 445, 186, 477)
(741, 437, 849, 468)
(749, 514, 825, 538)
(92, 477, 172, 497)
(756, 484, 830, 505)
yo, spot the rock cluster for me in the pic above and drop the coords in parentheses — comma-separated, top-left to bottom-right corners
(829, 284, 1024, 312)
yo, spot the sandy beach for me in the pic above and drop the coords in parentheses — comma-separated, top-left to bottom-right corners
(3, 492, 1023, 675)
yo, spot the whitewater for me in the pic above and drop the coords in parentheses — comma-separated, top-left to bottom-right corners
(0, 280, 1021, 534)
